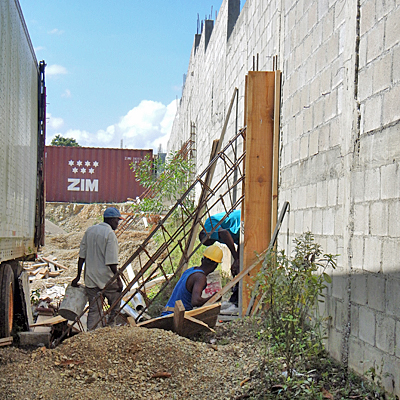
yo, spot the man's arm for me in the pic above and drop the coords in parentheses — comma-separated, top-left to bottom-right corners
(190, 273, 212, 307)
(72, 257, 85, 287)
(108, 264, 123, 292)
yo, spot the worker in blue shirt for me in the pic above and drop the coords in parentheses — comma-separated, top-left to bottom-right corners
(199, 210, 241, 307)
(161, 245, 223, 316)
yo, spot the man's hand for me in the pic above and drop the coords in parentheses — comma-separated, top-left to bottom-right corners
(231, 259, 240, 276)
(117, 277, 123, 292)
(71, 277, 80, 287)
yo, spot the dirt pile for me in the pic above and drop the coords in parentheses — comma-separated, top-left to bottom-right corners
(0, 323, 259, 400)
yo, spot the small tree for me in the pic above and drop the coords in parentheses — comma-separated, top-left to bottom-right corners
(50, 134, 80, 147)
(131, 151, 194, 216)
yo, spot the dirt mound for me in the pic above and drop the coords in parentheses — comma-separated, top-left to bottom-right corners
(0, 324, 258, 399)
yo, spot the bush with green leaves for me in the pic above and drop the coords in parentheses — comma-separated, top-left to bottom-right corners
(131, 151, 194, 216)
(256, 232, 337, 378)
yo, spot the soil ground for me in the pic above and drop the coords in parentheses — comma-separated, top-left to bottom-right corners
(0, 203, 392, 399)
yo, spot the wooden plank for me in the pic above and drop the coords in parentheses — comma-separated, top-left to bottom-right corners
(127, 317, 137, 327)
(181, 315, 215, 336)
(39, 256, 68, 270)
(0, 337, 13, 347)
(242, 71, 275, 315)
(172, 300, 185, 335)
(30, 315, 66, 327)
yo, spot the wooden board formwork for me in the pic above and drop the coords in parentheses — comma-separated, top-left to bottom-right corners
(241, 71, 276, 315)
(136, 303, 221, 337)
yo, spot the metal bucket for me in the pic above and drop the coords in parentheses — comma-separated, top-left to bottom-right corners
(59, 285, 88, 320)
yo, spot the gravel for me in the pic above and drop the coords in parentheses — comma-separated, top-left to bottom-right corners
(0, 322, 261, 400)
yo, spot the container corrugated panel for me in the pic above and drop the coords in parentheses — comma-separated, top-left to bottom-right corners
(45, 146, 152, 203)
(0, 0, 39, 262)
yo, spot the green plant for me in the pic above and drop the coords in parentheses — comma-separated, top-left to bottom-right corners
(131, 151, 195, 216)
(30, 289, 41, 305)
(50, 134, 80, 147)
(256, 232, 337, 378)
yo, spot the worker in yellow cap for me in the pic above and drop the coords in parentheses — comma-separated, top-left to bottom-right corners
(161, 245, 223, 316)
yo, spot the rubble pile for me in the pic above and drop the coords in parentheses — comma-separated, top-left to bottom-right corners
(0, 324, 260, 399)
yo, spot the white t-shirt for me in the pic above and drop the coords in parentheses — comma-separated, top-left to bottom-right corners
(79, 222, 119, 289)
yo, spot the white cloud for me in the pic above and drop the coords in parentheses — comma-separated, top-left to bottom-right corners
(34, 46, 45, 52)
(48, 28, 64, 35)
(61, 89, 71, 98)
(47, 113, 64, 130)
(46, 64, 68, 76)
(45, 100, 177, 152)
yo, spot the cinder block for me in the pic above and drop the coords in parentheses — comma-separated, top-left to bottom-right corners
(370, 202, 388, 236)
(358, 307, 376, 346)
(350, 305, 359, 337)
(326, 326, 343, 361)
(363, 343, 385, 374)
(395, 321, 400, 358)
(334, 298, 348, 330)
(367, 275, 385, 312)
(366, 21, 385, 63)
(348, 336, 365, 374)
(351, 235, 364, 270)
(375, 314, 395, 354)
(364, 237, 382, 273)
(334, 207, 343, 236)
(354, 203, 368, 235)
(19, 332, 51, 347)
(360, 0, 376, 36)
(351, 273, 368, 305)
(381, 163, 399, 200)
(365, 168, 381, 201)
(363, 95, 382, 133)
(358, 65, 373, 102)
(383, 84, 400, 125)
(327, 179, 338, 206)
(322, 207, 335, 235)
(316, 180, 328, 207)
(312, 208, 323, 234)
(332, 273, 348, 300)
(306, 183, 317, 208)
(385, 5, 400, 50)
(353, 170, 365, 203)
(382, 239, 400, 274)
(393, 45, 400, 84)
(388, 201, 400, 237)
(381, 354, 400, 397)
(372, 52, 392, 94)
(386, 278, 400, 318)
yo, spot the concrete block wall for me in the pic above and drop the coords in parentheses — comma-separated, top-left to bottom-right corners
(168, 0, 400, 394)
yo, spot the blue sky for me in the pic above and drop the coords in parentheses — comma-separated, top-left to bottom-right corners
(20, 1, 223, 152)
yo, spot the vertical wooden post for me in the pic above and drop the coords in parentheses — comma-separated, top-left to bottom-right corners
(172, 300, 186, 335)
(241, 71, 275, 315)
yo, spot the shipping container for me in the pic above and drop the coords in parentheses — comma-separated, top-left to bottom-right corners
(45, 146, 152, 203)
(0, 0, 46, 337)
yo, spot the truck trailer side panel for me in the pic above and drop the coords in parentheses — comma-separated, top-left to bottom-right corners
(0, 0, 41, 263)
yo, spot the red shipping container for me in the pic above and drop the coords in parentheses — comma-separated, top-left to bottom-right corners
(45, 146, 152, 203)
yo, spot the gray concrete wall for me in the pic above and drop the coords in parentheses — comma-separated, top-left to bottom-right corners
(168, 0, 400, 394)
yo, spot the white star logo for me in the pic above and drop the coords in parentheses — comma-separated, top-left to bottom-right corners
(93, 161, 99, 167)
(68, 160, 74, 166)
(85, 161, 91, 167)
(72, 167, 78, 174)
(89, 168, 95, 174)
(77, 160, 82, 166)
(80, 168, 86, 174)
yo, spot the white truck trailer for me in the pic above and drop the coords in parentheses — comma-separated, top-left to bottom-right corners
(0, 0, 46, 338)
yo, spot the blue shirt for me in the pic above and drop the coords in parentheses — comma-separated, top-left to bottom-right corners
(203, 210, 241, 245)
(161, 267, 206, 316)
